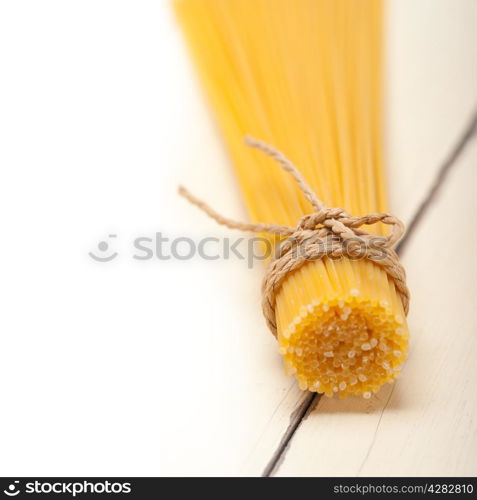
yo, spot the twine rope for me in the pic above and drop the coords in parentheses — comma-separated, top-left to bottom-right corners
(179, 136, 410, 336)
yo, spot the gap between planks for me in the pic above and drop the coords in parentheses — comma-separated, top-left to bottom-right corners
(261, 108, 477, 477)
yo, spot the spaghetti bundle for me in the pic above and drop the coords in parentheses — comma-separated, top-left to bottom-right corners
(175, 0, 409, 398)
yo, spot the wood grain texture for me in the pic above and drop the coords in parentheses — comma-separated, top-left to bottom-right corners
(275, 137, 477, 477)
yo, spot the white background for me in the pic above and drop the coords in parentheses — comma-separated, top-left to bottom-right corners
(0, 0, 259, 476)
(0, 0, 476, 476)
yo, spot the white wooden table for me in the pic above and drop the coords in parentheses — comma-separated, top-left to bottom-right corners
(0, 0, 476, 477)
(161, 0, 477, 476)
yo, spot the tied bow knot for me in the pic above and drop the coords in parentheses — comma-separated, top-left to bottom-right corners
(179, 136, 410, 336)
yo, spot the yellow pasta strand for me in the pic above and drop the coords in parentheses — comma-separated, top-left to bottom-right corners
(175, 0, 409, 398)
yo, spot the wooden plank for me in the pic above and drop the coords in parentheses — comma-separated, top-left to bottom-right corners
(275, 137, 477, 477)
(239, 0, 477, 476)
(386, 0, 477, 222)
(156, 0, 477, 475)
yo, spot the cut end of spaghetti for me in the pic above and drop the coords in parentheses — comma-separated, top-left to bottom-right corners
(275, 258, 409, 398)
(279, 298, 408, 396)
(279, 294, 409, 398)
